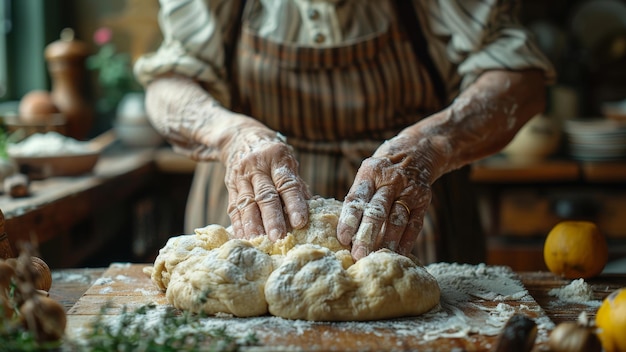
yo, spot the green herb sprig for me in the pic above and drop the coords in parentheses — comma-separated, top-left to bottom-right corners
(64, 303, 259, 352)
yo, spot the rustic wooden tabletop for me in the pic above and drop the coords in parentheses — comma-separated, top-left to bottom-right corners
(50, 267, 626, 325)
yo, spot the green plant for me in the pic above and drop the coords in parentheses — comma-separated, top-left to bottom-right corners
(0, 126, 8, 160)
(86, 27, 141, 116)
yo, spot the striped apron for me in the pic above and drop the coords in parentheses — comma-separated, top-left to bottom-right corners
(185, 1, 484, 264)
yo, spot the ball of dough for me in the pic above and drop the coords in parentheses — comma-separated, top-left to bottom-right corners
(265, 245, 440, 321)
(152, 225, 231, 290)
(150, 198, 441, 321)
(166, 239, 273, 317)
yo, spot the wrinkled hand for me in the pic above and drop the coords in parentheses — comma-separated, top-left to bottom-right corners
(337, 135, 443, 260)
(223, 128, 311, 241)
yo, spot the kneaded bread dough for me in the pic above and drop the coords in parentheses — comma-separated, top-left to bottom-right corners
(149, 198, 440, 321)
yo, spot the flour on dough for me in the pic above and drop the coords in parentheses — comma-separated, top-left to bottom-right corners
(150, 197, 441, 321)
(265, 245, 440, 321)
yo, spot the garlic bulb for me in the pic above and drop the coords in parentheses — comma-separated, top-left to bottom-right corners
(548, 316, 602, 352)
(19, 295, 67, 342)
(30, 256, 52, 292)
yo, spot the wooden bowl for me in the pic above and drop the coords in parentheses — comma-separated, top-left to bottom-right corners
(10, 152, 100, 179)
(7, 130, 116, 180)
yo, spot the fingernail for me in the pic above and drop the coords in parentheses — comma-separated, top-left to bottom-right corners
(337, 229, 349, 245)
(269, 229, 281, 241)
(354, 247, 368, 261)
(290, 212, 307, 229)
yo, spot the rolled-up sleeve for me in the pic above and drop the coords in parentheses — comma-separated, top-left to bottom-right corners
(134, 0, 240, 106)
(417, 0, 556, 91)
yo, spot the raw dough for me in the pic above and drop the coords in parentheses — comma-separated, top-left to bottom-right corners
(149, 198, 440, 321)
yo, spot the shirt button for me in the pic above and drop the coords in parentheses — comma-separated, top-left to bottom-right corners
(313, 33, 325, 43)
(308, 8, 320, 20)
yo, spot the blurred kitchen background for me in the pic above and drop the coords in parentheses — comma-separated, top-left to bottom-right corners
(0, 0, 624, 272)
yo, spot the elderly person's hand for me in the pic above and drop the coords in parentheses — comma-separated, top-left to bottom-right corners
(221, 125, 311, 241)
(337, 134, 445, 260)
(337, 70, 548, 261)
(144, 75, 311, 242)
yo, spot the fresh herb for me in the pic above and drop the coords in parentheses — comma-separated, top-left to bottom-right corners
(64, 303, 259, 352)
(0, 320, 62, 352)
(1, 282, 62, 352)
(0, 123, 8, 160)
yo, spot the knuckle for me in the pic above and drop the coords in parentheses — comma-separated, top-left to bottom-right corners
(254, 187, 280, 204)
(235, 194, 256, 210)
(272, 167, 303, 194)
(363, 201, 387, 221)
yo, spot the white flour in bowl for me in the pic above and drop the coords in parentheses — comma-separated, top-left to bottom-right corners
(8, 132, 89, 156)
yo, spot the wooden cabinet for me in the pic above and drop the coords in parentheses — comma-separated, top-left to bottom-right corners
(471, 157, 626, 271)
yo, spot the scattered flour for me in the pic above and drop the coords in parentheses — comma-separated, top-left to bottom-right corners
(51, 272, 93, 284)
(114, 274, 134, 283)
(8, 132, 90, 156)
(110, 262, 132, 269)
(134, 288, 161, 296)
(548, 278, 601, 307)
(93, 277, 114, 286)
(99, 286, 114, 294)
(69, 263, 555, 349)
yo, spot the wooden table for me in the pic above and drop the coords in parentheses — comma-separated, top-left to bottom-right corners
(521, 271, 626, 324)
(48, 266, 626, 351)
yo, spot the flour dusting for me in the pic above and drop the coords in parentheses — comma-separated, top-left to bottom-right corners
(114, 274, 134, 283)
(99, 286, 114, 294)
(93, 277, 114, 286)
(548, 278, 601, 307)
(70, 262, 554, 349)
(111, 262, 133, 269)
(134, 288, 160, 296)
(51, 272, 93, 283)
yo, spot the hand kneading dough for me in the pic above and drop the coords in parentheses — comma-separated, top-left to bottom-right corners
(150, 198, 440, 321)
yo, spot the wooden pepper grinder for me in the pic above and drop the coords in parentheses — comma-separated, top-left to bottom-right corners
(45, 28, 94, 140)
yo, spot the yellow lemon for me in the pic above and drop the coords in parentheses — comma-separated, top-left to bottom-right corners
(596, 288, 626, 352)
(543, 221, 608, 279)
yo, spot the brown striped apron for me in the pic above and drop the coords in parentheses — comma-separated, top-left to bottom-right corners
(185, 1, 476, 264)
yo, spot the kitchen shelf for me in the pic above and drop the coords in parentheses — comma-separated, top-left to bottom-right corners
(471, 156, 626, 271)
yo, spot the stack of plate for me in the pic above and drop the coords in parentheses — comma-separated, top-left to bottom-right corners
(564, 119, 626, 161)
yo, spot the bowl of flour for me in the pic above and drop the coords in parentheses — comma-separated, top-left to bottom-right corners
(7, 131, 107, 179)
